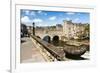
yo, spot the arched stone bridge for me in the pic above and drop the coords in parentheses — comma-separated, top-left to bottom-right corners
(35, 30, 63, 43)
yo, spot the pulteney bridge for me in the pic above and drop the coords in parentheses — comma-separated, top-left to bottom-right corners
(35, 29, 64, 43)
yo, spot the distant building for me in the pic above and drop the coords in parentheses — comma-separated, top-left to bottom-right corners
(56, 24, 63, 31)
(63, 20, 87, 39)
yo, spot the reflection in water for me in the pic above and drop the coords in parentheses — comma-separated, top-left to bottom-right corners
(65, 55, 89, 60)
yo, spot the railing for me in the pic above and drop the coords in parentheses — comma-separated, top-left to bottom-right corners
(30, 35, 66, 61)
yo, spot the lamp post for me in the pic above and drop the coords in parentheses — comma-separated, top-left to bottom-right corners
(32, 22, 35, 35)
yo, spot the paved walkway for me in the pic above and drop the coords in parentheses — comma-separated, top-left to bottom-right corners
(20, 37, 46, 63)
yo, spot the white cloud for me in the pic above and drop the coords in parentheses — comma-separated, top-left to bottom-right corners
(36, 23, 43, 26)
(25, 10, 30, 15)
(35, 23, 47, 27)
(66, 12, 75, 15)
(30, 11, 36, 16)
(49, 16, 56, 20)
(38, 11, 42, 14)
(23, 10, 36, 16)
(44, 13, 47, 16)
(21, 16, 31, 24)
(33, 18, 43, 23)
(36, 23, 56, 27)
(37, 11, 47, 16)
(21, 16, 34, 26)
(21, 16, 43, 26)
(66, 17, 70, 21)
(73, 18, 80, 23)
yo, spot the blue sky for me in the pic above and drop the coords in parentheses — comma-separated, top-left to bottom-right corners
(21, 9, 90, 26)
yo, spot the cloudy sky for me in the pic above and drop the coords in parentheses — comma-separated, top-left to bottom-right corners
(21, 9, 90, 26)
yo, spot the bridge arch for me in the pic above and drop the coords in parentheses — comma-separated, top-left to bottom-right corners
(52, 35, 59, 46)
(43, 35, 51, 43)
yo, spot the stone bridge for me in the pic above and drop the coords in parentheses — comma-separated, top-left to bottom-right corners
(35, 30, 63, 43)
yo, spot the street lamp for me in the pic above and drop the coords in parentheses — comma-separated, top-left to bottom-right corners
(32, 22, 35, 35)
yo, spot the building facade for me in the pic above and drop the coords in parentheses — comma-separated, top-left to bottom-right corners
(63, 20, 87, 39)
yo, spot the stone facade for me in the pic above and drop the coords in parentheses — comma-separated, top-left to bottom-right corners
(63, 20, 86, 39)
